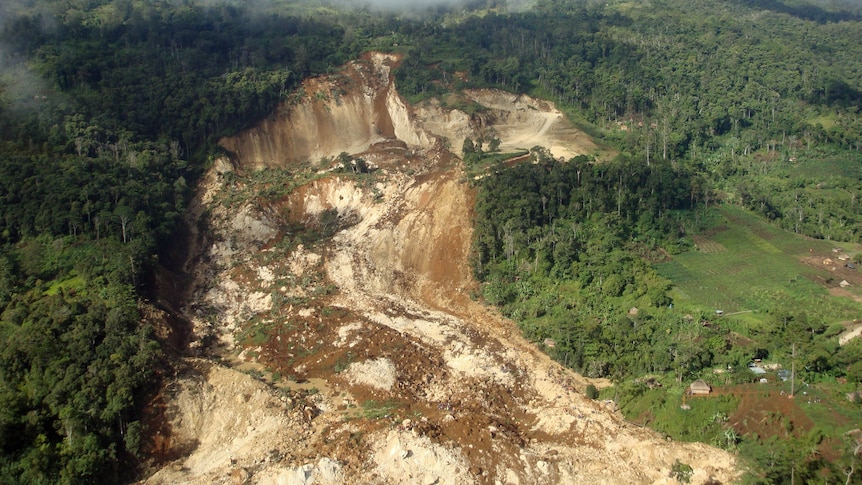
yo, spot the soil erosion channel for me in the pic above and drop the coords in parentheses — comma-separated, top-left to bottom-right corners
(142, 53, 739, 485)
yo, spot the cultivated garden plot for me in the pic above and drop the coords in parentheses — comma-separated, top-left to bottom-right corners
(657, 205, 862, 322)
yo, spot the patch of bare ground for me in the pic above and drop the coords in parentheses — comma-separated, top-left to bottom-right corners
(838, 321, 862, 346)
(829, 286, 862, 302)
(710, 384, 815, 439)
(140, 53, 740, 484)
(800, 253, 862, 302)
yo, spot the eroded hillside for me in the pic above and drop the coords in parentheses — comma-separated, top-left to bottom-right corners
(142, 53, 740, 484)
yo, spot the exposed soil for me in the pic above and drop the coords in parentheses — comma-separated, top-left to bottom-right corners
(800, 250, 862, 306)
(139, 53, 739, 484)
(709, 384, 814, 439)
(800, 255, 862, 286)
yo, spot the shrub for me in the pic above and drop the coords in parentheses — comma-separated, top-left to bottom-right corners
(670, 459, 693, 483)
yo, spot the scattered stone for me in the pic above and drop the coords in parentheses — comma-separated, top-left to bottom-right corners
(145, 58, 742, 485)
(536, 460, 550, 475)
(230, 467, 250, 484)
(343, 357, 397, 391)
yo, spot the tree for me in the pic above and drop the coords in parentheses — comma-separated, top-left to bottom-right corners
(115, 205, 133, 243)
(462, 137, 476, 155)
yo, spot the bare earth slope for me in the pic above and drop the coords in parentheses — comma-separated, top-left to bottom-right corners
(142, 53, 739, 484)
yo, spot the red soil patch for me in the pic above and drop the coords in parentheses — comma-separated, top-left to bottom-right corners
(710, 384, 813, 440)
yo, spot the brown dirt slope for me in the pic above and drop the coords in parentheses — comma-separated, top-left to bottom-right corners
(140, 53, 740, 485)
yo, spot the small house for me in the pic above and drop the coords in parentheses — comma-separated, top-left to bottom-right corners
(689, 379, 711, 395)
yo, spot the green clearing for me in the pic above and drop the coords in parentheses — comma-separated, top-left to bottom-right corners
(787, 151, 862, 180)
(616, 385, 740, 445)
(641, 205, 862, 479)
(797, 382, 859, 431)
(808, 114, 838, 131)
(43, 273, 87, 296)
(656, 205, 862, 327)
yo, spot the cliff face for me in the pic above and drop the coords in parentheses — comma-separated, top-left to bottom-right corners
(219, 52, 601, 169)
(145, 53, 740, 485)
(219, 53, 432, 168)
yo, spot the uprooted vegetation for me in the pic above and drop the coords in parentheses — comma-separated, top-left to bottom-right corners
(2, 0, 860, 481)
(138, 53, 740, 485)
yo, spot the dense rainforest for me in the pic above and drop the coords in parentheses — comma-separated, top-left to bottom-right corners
(0, 0, 861, 482)
(0, 1, 363, 482)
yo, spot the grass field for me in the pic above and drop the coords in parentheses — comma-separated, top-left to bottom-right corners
(788, 150, 862, 180)
(656, 205, 862, 327)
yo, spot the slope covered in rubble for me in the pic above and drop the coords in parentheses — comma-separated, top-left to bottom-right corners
(141, 53, 739, 485)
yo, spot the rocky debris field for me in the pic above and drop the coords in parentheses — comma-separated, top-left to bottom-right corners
(140, 53, 739, 484)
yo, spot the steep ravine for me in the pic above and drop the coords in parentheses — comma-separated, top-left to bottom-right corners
(142, 53, 740, 485)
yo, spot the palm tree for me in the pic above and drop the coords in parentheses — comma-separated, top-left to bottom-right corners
(724, 428, 740, 449)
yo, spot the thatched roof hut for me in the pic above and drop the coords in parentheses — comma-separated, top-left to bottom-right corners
(689, 379, 711, 395)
